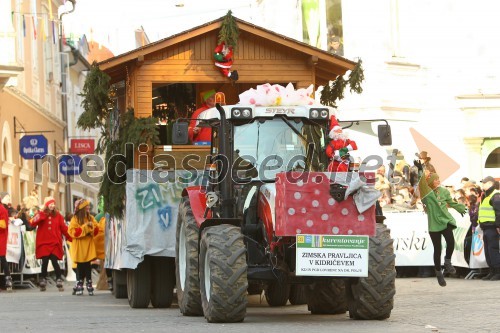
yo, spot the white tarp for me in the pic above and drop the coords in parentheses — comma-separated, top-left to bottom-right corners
(384, 209, 470, 267)
(119, 169, 205, 269)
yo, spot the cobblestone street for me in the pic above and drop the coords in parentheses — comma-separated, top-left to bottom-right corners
(0, 277, 495, 333)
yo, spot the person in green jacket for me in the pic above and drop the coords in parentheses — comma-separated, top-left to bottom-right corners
(414, 160, 467, 286)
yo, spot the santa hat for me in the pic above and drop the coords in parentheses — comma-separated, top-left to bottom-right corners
(43, 196, 56, 208)
(328, 115, 342, 139)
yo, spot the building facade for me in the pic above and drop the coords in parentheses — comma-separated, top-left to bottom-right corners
(254, 0, 500, 184)
(0, 0, 99, 213)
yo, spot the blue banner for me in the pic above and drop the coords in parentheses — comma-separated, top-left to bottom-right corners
(19, 135, 48, 159)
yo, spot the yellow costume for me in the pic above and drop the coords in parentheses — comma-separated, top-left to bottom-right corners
(68, 215, 99, 263)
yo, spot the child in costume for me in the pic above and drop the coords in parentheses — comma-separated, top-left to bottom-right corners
(68, 199, 99, 295)
(31, 197, 72, 291)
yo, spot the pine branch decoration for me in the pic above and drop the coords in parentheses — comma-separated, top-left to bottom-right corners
(331, 75, 347, 102)
(77, 61, 111, 131)
(348, 59, 364, 94)
(320, 58, 365, 107)
(218, 10, 239, 49)
(319, 81, 335, 107)
(78, 63, 159, 218)
(97, 108, 159, 219)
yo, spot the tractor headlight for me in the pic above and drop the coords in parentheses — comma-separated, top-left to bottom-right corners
(232, 107, 252, 118)
(310, 108, 329, 119)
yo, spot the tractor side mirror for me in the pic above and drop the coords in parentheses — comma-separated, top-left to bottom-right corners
(172, 122, 189, 144)
(378, 124, 392, 146)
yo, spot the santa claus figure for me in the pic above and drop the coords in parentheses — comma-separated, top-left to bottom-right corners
(325, 115, 358, 172)
(214, 42, 239, 81)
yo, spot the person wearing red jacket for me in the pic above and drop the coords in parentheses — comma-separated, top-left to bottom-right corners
(0, 192, 12, 291)
(31, 197, 72, 292)
(325, 116, 358, 172)
(188, 89, 216, 144)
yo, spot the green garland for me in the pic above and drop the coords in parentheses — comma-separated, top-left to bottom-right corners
(218, 10, 239, 49)
(348, 59, 364, 94)
(320, 59, 364, 107)
(78, 66, 159, 218)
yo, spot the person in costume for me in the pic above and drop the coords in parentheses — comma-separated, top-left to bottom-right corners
(325, 115, 357, 172)
(188, 89, 216, 144)
(31, 197, 72, 291)
(0, 192, 13, 291)
(414, 160, 466, 287)
(68, 199, 99, 295)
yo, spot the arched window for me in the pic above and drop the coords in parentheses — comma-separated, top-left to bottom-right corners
(1, 121, 12, 163)
(2, 138, 8, 162)
(485, 147, 500, 168)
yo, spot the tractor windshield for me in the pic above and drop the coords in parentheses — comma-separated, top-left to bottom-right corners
(233, 117, 328, 181)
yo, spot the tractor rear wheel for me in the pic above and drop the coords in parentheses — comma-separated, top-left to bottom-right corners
(306, 279, 347, 314)
(150, 257, 175, 308)
(346, 223, 396, 320)
(112, 270, 127, 299)
(127, 258, 151, 308)
(289, 285, 307, 305)
(265, 281, 289, 306)
(175, 198, 203, 316)
(200, 225, 248, 323)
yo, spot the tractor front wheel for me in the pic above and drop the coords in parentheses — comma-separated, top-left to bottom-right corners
(175, 198, 203, 316)
(200, 225, 248, 323)
(346, 223, 396, 320)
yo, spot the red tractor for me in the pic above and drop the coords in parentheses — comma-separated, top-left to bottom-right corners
(173, 103, 395, 323)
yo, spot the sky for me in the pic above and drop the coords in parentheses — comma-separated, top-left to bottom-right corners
(62, 0, 256, 56)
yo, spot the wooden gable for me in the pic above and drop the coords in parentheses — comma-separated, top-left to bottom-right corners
(99, 17, 356, 118)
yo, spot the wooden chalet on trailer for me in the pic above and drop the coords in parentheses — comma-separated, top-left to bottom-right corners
(97, 16, 357, 169)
